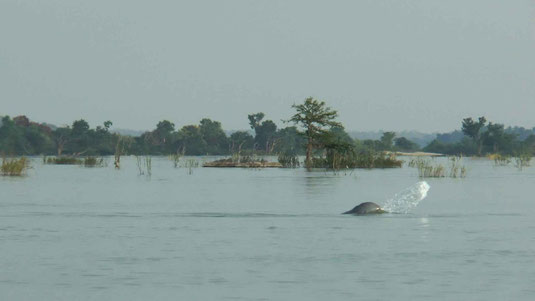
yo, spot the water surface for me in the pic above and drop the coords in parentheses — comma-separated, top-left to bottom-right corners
(1, 157, 535, 300)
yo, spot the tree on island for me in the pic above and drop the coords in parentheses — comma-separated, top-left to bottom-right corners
(288, 97, 341, 168)
(461, 116, 486, 156)
(380, 132, 396, 151)
(248, 112, 278, 153)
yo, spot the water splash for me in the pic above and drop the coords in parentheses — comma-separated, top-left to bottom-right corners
(382, 181, 430, 214)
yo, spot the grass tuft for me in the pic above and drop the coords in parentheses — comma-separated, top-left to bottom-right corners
(1, 157, 30, 176)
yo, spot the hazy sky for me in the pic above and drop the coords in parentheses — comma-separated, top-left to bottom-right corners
(1, 0, 534, 132)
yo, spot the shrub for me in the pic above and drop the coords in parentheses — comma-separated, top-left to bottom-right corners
(311, 150, 402, 169)
(83, 156, 106, 167)
(514, 152, 532, 170)
(490, 153, 511, 166)
(409, 156, 466, 178)
(278, 152, 300, 168)
(1, 157, 30, 176)
(45, 156, 82, 165)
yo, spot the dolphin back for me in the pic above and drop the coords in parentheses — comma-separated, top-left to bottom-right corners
(343, 202, 386, 215)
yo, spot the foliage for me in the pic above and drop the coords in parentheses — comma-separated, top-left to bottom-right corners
(247, 113, 278, 153)
(424, 116, 534, 157)
(379, 132, 396, 151)
(461, 116, 487, 156)
(199, 118, 229, 155)
(310, 150, 402, 169)
(288, 97, 342, 168)
(229, 131, 254, 154)
(1, 156, 30, 176)
(2, 111, 533, 163)
(394, 137, 420, 152)
(175, 125, 207, 155)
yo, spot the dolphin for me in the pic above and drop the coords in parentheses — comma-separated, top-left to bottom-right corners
(343, 202, 386, 215)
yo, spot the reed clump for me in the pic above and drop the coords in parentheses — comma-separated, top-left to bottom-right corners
(44, 156, 83, 165)
(278, 152, 300, 168)
(409, 156, 466, 178)
(311, 150, 402, 170)
(136, 156, 152, 176)
(409, 158, 445, 178)
(514, 152, 532, 170)
(1, 157, 30, 176)
(490, 154, 511, 166)
(83, 156, 106, 167)
(448, 156, 467, 178)
(170, 152, 182, 168)
(184, 158, 199, 175)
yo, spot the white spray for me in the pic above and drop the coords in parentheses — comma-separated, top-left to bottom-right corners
(381, 181, 430, 214)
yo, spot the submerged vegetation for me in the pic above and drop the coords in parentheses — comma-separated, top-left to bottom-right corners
(183, 158, 199, 175)
(170, 151, 183, 168)
(83, 156, 106, 167)
(490, 153, 512, 166)
(204, 157, 281, 168)
(44, 156, 82, 165)
(43, 156, 105, 167)
(278, 152, 300, 168)
(1, 156, 30, 176)
(136, 156, 152, 176)
(409, 156, 466, 178)
(311, 150, 402, 170)
(514, 152, 532, 170)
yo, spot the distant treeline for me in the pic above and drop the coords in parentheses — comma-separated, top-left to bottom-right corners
(424, 117, 535, 156)
(1, 110, 534, 158)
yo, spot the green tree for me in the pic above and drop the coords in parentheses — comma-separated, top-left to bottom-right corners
(177, 125, 207, 155)
(0, 116, 26, 154)
(394, 137, 420, 152)
(103, 120, 113, 131)
(199, 118, 228, 155)
(380, 132, 396, 150)
(255, 120, 277, 153)
(229, 131, 254, 154)
(247, 112, 277, 152)
(461, 116, 487, 156)
(273, 126, 305, 155)
(154, 120, 175, 144)
(70, 119, 91, 154)
(52, 127, 72, 156)
(288, 97, 341, 168)
(71, 119, 90, 136)
(248, 113, 265, 130)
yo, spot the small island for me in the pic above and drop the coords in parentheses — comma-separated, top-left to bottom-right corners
(203, 158, 282, 168)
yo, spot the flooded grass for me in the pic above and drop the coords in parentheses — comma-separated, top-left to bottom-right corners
(44, 156, 83, 165)
(311, 151, 403, 170)
(409, 156, 466, 178)
(514, 153, 532, 170)
(136, 156, 152, 176)
(83, 157, 106, 167)
(490, 154, 511, 166)
(277, 153, 300, 168)
(1, 157, 30, 176)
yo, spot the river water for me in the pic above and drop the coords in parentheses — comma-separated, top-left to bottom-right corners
(1, 156, 535, 300)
